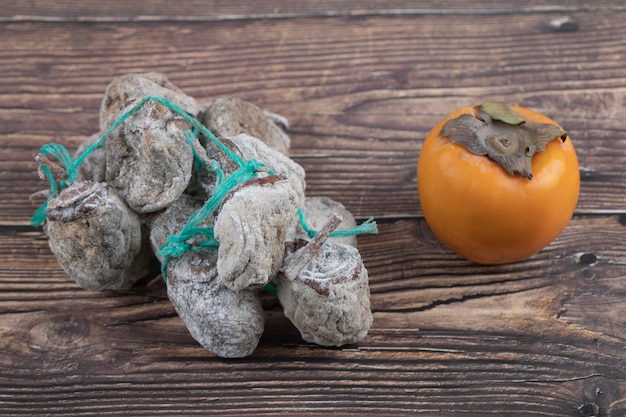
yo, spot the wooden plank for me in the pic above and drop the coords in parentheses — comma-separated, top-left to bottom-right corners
(1, 0, 624, 21)
(2, 11, 626, 224)
(0, 214, 624, 415)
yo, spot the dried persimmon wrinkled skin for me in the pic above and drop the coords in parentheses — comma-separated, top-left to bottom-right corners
(201, 97, 291, 155)
(215, 176, 301, 291)
(105, 100, 197, 213)
(101, 73, 203, 214)
(212, 133, 306, 292)
(417, 105, 580, 264)
(228, 133, 306, 198)
(166, 250, 265, 359)
(46, 181, 145, 290)
(278, 242, 372, 346)
(100, 72, 200, 131)
(146, 194, 206, 262)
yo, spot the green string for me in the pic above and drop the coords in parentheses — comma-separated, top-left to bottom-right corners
(297, 208, 378, 239)
(30, 95, 378, 284)
(30, 95, 244, 226)
(30, 143, 77, 226)
(262, 283, 278, 295)
(158, 158, 267, 278)
(41, 143, 74, 174)
(30, 165, 57, 226)
(184, 128, 209, 191)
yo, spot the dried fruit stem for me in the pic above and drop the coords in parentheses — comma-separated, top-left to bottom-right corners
(35, 153, 67, 182)
(282, 213, 342, 281)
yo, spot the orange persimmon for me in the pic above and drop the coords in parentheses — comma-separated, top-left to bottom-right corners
(417, 102, 580, 264)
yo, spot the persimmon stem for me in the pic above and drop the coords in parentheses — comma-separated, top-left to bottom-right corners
(440, 102, 567, 179)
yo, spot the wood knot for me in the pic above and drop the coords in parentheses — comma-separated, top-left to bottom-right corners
(30, 314, 90, 348)
(578, 253, 598, 266)
(578, 402, 600, 417)
(548, 17, 579, 33)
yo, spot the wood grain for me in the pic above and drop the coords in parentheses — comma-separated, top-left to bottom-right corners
(1, 215, 625, 416)
(1, 1, 625, 416)
(2, 11, 626, 223)
(2, 1, 624, 22)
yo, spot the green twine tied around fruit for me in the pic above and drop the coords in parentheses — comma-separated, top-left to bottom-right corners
(297, 208, 378, 239)
(30, 96, 378, 284)
(157, 158, 267, 278)
(29, 95, 244, 227)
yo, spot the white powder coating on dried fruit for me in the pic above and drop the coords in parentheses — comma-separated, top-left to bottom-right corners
(46, 182, 143, 291)
(214, 177, 300, 291)
(166, 250, 264, 358)
(99, 72, 201, 132)
(201, 97, 291, 155)
(146, 194, 205, 262)
(227, 133, 306, 202)
(105, 100, 196, 213)
(278, 242, 373, 346)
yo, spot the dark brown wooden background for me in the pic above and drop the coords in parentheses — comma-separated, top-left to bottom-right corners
(1, 1, 625, 416)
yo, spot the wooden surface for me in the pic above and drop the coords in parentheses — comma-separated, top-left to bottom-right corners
(1, 1, 625, 416)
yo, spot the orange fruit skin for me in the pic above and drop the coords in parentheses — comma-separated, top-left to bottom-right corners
(417, 105, 580, 264)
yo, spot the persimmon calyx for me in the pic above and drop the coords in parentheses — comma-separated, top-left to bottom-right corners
(440, 102, 567, 179)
